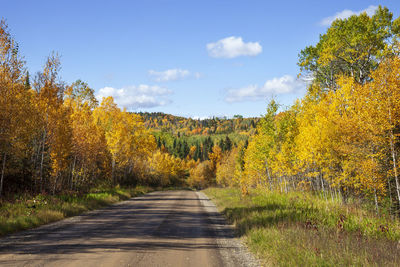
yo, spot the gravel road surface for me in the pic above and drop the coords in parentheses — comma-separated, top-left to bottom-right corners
(0, 190, 259, 267)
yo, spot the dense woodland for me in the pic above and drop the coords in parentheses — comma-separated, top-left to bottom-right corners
(0, 17, 190, 195)
(2, 6, 400, 217)
(139, 112, 258, 136)
(0, 16, 254, 196)
(139, 112, 256, 160)
(216, 6, 400, 215)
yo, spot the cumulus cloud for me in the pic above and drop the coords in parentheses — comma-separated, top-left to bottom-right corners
(148, 68, 192, 82)
(225, 75, 304, 102)
(96, 84, 172, 110)
(207, 36, 262, 58)
(320, 5, 378, 26)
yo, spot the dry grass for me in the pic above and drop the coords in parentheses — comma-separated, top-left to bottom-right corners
(204, 187, 400, 266)
(0, 185, 152, 236)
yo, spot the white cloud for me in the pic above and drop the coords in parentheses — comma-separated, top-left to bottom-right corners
(96, 84, 172, 109)
(148, 68, 195, 82)
(207, 36, 262, 58)
(225, 75, 304, 103)
(320, 5, 378, 26)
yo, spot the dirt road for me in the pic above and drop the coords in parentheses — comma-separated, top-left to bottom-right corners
(0, 190, 258, 267)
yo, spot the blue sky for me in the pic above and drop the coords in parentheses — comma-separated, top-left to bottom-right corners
(2, 0, 400, 118)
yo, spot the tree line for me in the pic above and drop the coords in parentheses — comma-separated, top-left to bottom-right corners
(0, 18, 249, 197)
(0, 20, 194, 197)
(215, 6, 400, 215)
(155, 134, 234, 161)
(139, 112, 258, 136)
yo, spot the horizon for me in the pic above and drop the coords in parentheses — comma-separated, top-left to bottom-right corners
(134, 111, 260, 120)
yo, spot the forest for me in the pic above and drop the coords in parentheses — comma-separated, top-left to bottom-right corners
(0, 15, 254, 197)
(0, 17, 188, 195)
(215, 6, 400, 216)
(2, 5, 400, 219)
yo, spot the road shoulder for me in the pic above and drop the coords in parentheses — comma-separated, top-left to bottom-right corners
(196, 191, 261, 267)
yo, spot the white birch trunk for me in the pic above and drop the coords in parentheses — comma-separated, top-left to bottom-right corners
(0, 153, 6, 197)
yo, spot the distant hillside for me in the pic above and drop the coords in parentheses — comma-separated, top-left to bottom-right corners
(136, 112, 258, 161)
(136, 112, 259, 136)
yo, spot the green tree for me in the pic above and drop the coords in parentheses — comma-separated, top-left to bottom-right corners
(224, 136, 232, 151)
(298, 6, 400, 91)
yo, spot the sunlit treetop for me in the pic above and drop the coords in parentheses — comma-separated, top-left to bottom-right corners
(298, 5, 400, 92)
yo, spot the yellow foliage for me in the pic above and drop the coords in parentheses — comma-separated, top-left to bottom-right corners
(188, 160, 214, 189)
(148, 151, 186, 186)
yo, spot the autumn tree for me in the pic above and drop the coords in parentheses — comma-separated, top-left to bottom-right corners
(0, 20, 29, 196)
(243, 100, 278, 190)
(298, 6, 400, 90)
(64, 80, 109, 190)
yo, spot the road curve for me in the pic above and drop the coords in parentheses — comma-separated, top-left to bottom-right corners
(0, 190, 259, 267)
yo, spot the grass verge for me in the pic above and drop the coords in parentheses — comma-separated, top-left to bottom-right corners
(0, 185, 152, 237)
(203, 187, 400, 266)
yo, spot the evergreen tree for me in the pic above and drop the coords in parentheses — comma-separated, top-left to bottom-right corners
(194, 142, 201, 161)
(218, 139, 225, 151)
(24, 71, 30, 90)
(225, 136, 232, 151)
(157, 137, 161, 148)
(184, 140, 190, 158)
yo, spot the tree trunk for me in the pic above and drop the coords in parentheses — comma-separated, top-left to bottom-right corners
(39, 129, 47, 192)
(320, 173, 327, 200)
(374, 188, 379, 215)
(52, 172, 58, 195)
(82, 164, 87, 188)
(328, 183, 334, 201)
(291, 176, 296, 191)
(0, 153, 6, 198)
(389, 133, 400, 213)
(387, 99, 400, 214)
(283, 176, 288, 193)
(33, 139, 42, 192)
(387, 173, 393, 211)
(339, 187, 345, 203)
(31, 140, 39, 191)
(266, 163, 273, 191)
(112, 157, 116, 186)
(70, 156, 76, 191)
